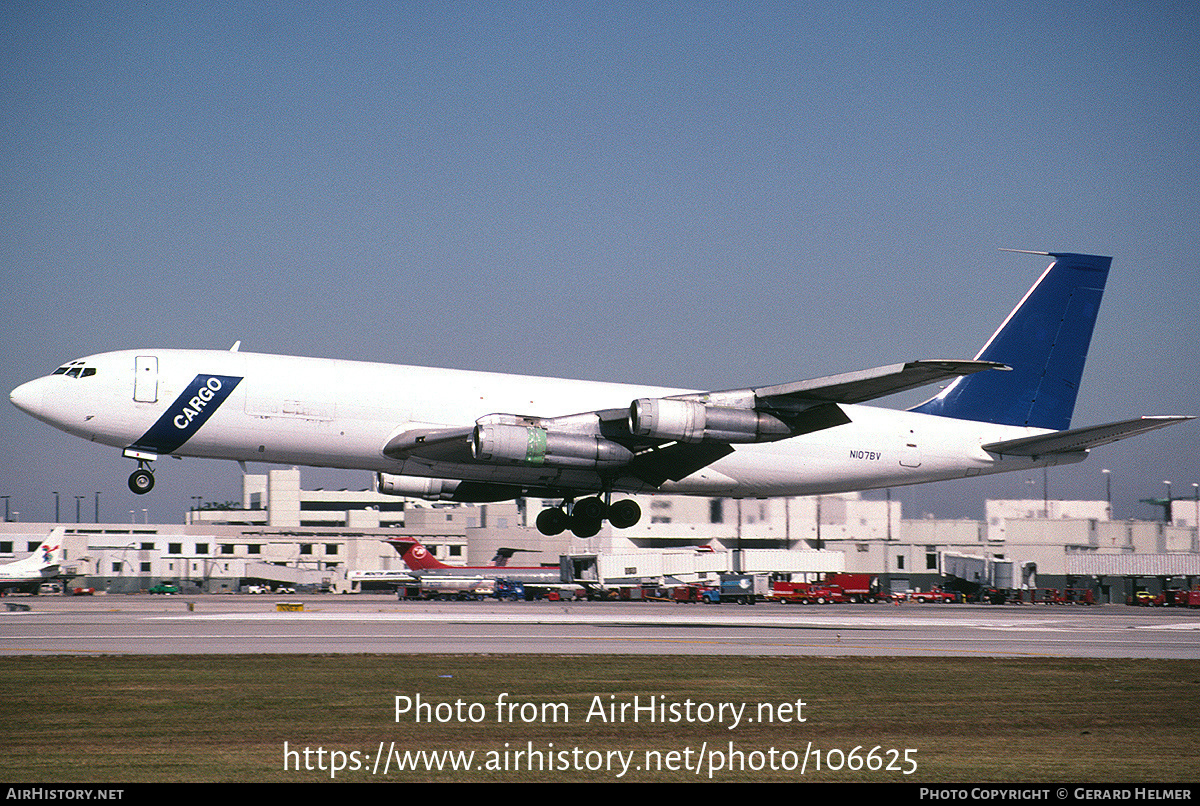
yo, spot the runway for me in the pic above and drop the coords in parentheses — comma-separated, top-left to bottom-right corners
(3, 595, 1199, 658)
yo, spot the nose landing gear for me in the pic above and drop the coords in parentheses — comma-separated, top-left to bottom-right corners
(128, 463, 155, 495)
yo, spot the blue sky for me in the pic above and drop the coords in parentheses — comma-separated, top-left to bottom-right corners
(2, 1, 1197, 524)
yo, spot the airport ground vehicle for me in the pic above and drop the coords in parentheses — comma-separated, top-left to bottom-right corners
(148, 583, 178, 595)
(1173, 590, 1200, 607)
(770, 573, 880, 604)
(909, 588, 959, 603)
(494, 579, 526, 601)
(770, 582, 838, 604)
(1063, 588, 1096, 605)
(700, 574, 760, 605)
(672, 585, 709, 603)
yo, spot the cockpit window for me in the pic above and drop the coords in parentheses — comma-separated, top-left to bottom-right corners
(53, 361, 97, 378)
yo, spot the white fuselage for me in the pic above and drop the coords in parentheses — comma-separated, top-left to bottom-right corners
(10, 349, 1078, 498)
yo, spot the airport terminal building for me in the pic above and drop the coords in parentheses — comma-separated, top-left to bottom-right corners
(2, 467, 1198, 601)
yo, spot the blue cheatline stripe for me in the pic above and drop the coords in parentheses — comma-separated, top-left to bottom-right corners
(127, 374, 243, 455)
(909, 253, 1111, 431)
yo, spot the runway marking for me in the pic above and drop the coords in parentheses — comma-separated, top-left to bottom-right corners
(0, 646, 115, 654)
(147, 611, 1071, 630)
(2, 631, 1189, 647)
(0, 634, 1063, 657)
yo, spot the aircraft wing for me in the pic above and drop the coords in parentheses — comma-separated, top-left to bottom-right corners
(382, 360, 1008, 478)
(692, 359, 1008, 409)
(982, 416, 1195, 457)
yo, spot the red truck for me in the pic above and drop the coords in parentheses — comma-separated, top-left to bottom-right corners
(908, 587, 959, 603)
(770, 574, 881, 605)
(821, 573, 881, 603)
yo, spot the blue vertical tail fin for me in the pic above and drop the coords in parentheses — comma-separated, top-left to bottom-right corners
(909, 252, 1111, 431)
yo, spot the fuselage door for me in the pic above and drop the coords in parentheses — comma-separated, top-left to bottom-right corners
(899, 435, 922, 468)
(133, 355, 158, 403)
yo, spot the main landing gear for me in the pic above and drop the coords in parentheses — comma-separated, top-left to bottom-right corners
(535, 496, 641, 538)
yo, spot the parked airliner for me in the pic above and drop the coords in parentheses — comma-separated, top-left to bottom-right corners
(385, 538, 565, 585)
(0, 529, 66, 593)
(9, 252, 1191, 537)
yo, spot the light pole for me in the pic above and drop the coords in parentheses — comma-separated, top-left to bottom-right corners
(1025, 478, 1042, 517)
(1102, 469, 1112, 521)
(54, 491, 60, 523)
(1165, 481, 1173, 524)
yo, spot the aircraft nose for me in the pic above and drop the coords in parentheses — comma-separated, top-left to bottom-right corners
(10, 378, 46, 417)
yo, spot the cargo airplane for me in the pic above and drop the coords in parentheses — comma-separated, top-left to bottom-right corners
(9, 252, 1191, 538)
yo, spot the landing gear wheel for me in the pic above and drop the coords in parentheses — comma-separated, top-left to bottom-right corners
(570, 514, 602, 538)
(608, 499, 641, 529)
(573, 496, 606, 522)
(570, 497, 605, 538)
(535, 508, 568, 536)
(129, 467, 155, 495)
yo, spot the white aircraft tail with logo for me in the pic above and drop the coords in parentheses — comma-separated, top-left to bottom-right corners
(0, 528, 66, 583)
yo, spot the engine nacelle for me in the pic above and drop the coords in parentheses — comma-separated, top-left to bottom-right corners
(375, 474, 462, 500)
(628, 398, 793, 443)
(376, 474, 526, 503)
(472, 423, 633, 469)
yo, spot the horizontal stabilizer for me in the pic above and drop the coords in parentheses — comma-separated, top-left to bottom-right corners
(982, 416, 1194, 457)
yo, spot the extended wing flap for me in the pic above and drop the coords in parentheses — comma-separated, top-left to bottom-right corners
(982, 416, 1194, 456)
(627, 442, 736, 487)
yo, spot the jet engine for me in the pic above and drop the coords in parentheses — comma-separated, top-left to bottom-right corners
(375, 474, 461, 500)
(472, 423, 633, 469)
(375, 474, 522, 503)
(628, 398, 793, 443)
